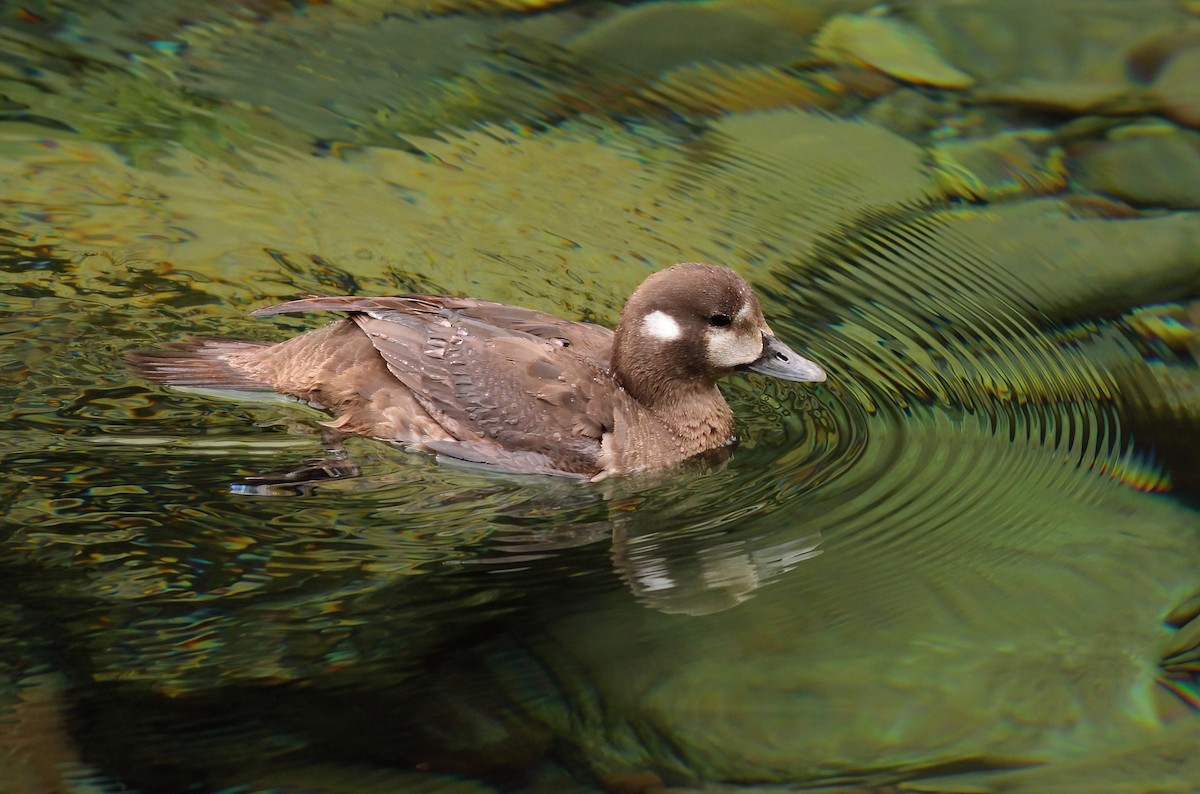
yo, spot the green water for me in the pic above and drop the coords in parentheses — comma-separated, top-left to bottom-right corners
(1, 1, 1199, 792)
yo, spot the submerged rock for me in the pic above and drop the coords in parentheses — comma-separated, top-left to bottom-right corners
(1070, 123, 1200, 210)
(565, 0, 820, 76)
(1154, 47, 1200, 128)
(864, 86, 956, 138)
(932, 130, 1067, 201)
(813, 10, 974, 88)
(420, 0, 571, 12)
(904, 201, 1200, 323)
(642, 63, 837, 117)
(1115, 301, 1200, 499)
(427, 323, 1200, 787)
(973, 79, 1157, 115)
(914, 0, 1198, 115)
(692, 109, 942, 276)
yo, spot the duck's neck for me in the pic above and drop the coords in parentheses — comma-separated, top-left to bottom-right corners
(663, 385, 736, 457)
(611, 331, 736, 457)
(622, 375, 735, 457)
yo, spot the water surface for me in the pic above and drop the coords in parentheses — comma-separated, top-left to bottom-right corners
(1, 2, 1199, 792)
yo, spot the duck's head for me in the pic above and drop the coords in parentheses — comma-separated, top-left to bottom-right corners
(611, 262, 827, 408)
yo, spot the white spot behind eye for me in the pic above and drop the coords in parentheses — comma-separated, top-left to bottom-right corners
(643, 310, 682, 341)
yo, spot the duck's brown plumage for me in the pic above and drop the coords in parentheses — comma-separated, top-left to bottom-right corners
(129, 263, 827, 480)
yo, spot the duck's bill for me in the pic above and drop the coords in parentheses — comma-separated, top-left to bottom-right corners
(743, 335, 827, 382)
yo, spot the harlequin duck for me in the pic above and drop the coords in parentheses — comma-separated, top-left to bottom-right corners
(130, 262, 827, 480)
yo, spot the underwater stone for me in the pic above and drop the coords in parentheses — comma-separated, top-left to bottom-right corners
(931, 130, 1067, 201)
(699, 110, 941, 259)
(1154, 47, 1200, 129)
(421, 0, 572, 12)
(914, 0, 1195, 113)
(864, 87, 955, 137)
(972, 79, 1157, 115)
(1125, 30, 1200, 83)
(921, 201, 1200, 322)
(565, 0, 819, 75)
(1115, 301, 1200, 500)
(1070, 123, 1200, 210)
(643, 63, 838, 116)
(813, 11, 974, 88)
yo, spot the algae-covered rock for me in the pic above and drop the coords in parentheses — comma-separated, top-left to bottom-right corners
(361, 53, 842, 145)
(642, 63, 836, 117)
(1125, 301, 1200, 361)
(851, 201, 1200, 323)
(814, 10, 974, 88)
(1070, 123, 1200, 210)
(565, 0, 822, 75)
(172, 10, 513, 145)
(914, 0, 1199, 114)
(3, 1, 593, 152)
(864, 86, 956, 138)
(0, 56, 310, 170)
(421, 0, 572, 12)
(973, 78, 1157, 115)
(690, 109, 942, 273)
(765, 200, 1200, 422)
(0, 108, 947, 314)
(932, 130, 1067, 201)
(897, 723, 1200, 793)
(1154, 47, 1200, 128)
(0, 123, 689, 314)
(1113, 302, 1200, 499)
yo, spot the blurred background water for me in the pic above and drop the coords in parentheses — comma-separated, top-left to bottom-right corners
(1, 1, 1200, 792)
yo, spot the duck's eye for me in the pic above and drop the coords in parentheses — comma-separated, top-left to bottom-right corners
(709, 314, 732, 327)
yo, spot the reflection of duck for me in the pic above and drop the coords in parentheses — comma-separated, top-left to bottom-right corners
(131, 263, 826, 480)
(613, 528, 823, 615)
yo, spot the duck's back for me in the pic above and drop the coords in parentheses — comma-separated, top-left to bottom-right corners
(132, 295, 679, 478)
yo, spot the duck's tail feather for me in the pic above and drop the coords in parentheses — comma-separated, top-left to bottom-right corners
(127, 338, 273, 390)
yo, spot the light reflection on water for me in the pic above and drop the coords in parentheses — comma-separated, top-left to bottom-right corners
(1, 2, 1199, 792)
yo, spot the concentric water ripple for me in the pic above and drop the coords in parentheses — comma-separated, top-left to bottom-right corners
(753, 207, 1141, 558)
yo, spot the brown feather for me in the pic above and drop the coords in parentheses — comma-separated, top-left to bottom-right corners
(126, 339, 273, 390)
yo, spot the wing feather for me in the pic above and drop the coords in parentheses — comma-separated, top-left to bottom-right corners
(248, 294, 673, 477)
(251, 295, 613, 365)
(348, 311, 613, 475)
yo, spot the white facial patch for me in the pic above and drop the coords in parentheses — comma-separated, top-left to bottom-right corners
(642, 310, 682, 341)
(706, 326, 764, 368)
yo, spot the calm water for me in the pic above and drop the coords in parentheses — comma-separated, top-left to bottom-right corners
(1, 1, 1199, 792)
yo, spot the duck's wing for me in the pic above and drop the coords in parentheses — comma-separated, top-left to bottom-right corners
(251, 295, 614, 366)
(360, 314, 617, 477)
(252, 295, 644, 478)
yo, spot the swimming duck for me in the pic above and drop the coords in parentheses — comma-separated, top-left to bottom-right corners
(130, 262, 826, 480)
